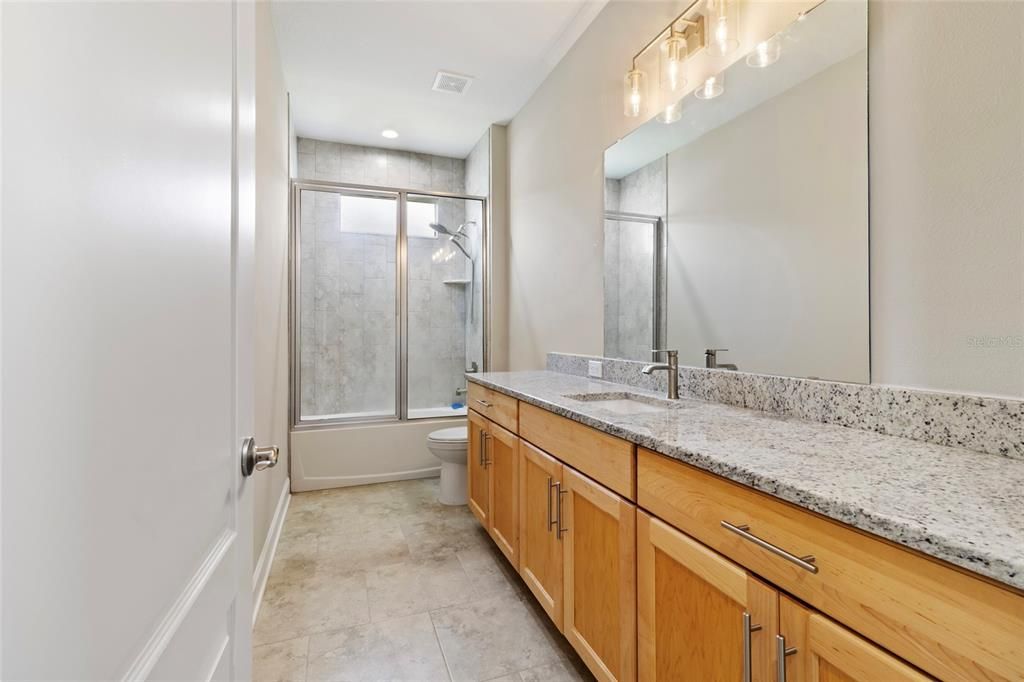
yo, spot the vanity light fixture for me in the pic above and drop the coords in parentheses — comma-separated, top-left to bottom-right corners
(705, 0, 740, 57)
(623, 68, 648, 118)
(746, 35, 781, 68)
(694, 73, 724, 100)
(623, 1, 704, 119)
(660, 30, 690, 96)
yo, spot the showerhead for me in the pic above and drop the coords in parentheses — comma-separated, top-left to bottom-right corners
(449, 235, 473, 261)
(431, 222, 473, 261)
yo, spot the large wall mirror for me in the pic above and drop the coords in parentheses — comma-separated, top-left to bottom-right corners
(604, 0, 869, 383)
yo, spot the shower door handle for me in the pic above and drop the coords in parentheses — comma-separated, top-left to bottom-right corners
(240, 437, 279, 477)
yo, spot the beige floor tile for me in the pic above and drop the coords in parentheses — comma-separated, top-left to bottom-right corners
(317, 521, 412, 570)
(306, 612, 450, 682)
(253, 636, 309, 682)
(455, 547, 524, 601)
(285, 485, 408, 536)
(275, 531, 319, 563)
(254, 560, 369, 645)
(429, 594, 567, 682)
(259, 479, 588, 681)
(366, 554, 476, 621)
(401, 512, 492, 560)
(516, 660, 593, 681)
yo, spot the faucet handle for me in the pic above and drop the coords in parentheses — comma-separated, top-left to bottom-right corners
(651, 348, 678, 361)
(705, 348, 729, 355)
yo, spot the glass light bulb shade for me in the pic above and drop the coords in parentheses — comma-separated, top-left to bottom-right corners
(659, 34, 689, 94)
(623, 69, 648, 118)
(657, 100, 683, 124)
(694, 73, 724, 100)
(746, 36, 781, 68)
(705, 0, 739, 57)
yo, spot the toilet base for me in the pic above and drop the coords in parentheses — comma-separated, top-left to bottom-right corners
(438, 460, 468, 506)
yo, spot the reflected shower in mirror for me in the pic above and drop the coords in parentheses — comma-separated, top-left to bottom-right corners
(604, 158, 666, 362)
(603, 0, 869, 383)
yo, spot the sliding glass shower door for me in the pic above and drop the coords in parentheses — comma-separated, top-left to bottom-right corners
(292, 182, 485, 426)
(296, 187, 399, 422)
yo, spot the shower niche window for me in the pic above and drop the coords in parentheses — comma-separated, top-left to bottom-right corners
(293, 184, 485, 425)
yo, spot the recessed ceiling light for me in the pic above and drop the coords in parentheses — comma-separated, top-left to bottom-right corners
(381, 129, 399, 139)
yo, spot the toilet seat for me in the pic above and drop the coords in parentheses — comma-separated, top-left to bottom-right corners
(427, 426, 467, 444)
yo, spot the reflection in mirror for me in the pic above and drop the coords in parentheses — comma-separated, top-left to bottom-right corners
(603, 0, 869, 383)
(603, 158, 666, 362)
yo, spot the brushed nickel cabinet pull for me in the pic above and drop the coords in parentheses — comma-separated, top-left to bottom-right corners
(776, 635, 798, 682)
(555, 483, 568, 539)
(475, 398, 492, 408)
(483, 433, 492, 467)
(478, 429, 486, 466)
(742, 612, 763, 682)
(546, 476, 556, 532)
(721, 521, 819, 574)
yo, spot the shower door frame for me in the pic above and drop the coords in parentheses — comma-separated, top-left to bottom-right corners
(290, 179, 489, 429)
(604, 210, 667, 358)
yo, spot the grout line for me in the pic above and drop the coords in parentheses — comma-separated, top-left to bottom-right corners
(302, 635, 310, 682)
(427, 610, 455, 682)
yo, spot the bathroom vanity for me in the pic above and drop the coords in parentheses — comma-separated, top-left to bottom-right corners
(465, 371, 1024, 682)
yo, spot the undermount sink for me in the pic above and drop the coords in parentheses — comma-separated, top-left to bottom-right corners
(561, 391, 681, 415)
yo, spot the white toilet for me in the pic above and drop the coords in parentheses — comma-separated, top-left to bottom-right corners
(426, 425, 469, 506)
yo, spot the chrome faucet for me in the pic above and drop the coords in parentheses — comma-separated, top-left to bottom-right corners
(705, 348, 738, 371)
(642, 349, 679, 399)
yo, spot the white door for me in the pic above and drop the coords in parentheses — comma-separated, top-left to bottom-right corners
(1, 1, 260, 679)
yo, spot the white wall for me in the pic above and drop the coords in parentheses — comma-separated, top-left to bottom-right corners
(507, 0, 1024, 398)
(254, 1, 291, 568)
(869, 1, 1024, 398)
(666, 52, 869, 383)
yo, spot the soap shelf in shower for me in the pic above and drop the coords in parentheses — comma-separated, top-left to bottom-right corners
(443, 279, 471, 285)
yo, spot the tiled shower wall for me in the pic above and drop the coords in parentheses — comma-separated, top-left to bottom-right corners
(604, 156, 666, 361)
(297, 138, 483, 418)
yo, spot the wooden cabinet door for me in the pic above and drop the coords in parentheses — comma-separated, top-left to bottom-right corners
(518, 442, 564, 629)
(637, 511, 778, 682)
(487, 421, 519, 568)
(561, 467, 637, 682)
(778, 596, 931, 682)
(467, 410, 490, 527)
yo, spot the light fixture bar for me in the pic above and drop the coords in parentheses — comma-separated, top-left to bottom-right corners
(630, 0, 704, 69)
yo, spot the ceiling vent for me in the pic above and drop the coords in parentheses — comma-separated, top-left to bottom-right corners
(432, 71, 474, 95)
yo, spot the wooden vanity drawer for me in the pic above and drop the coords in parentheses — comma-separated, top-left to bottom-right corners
(467, 382, 518, 432)
(520, 402, 635, 500)
(637, 448, 1024, 682)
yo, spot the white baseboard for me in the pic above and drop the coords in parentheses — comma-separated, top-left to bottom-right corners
(252, 478, 290, 627)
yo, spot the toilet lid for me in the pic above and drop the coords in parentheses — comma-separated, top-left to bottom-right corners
(428, 426, 467, 443)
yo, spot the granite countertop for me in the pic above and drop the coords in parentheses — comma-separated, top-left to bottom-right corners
(468, 370, 1024, 591)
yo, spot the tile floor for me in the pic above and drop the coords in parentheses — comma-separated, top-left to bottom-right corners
(253, 477, 592, 682)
